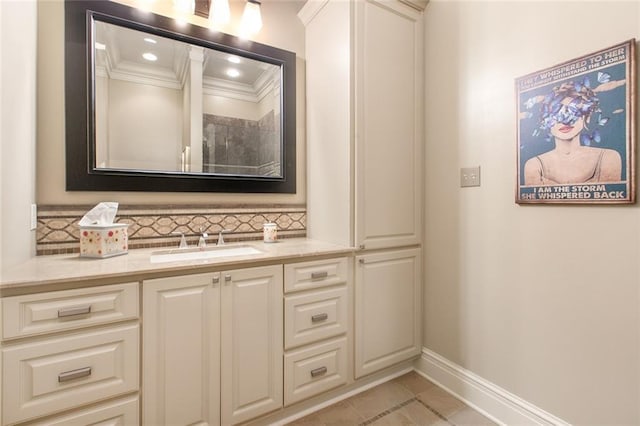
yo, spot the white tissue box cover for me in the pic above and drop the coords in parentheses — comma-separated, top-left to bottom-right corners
(80, 224, 129, 258)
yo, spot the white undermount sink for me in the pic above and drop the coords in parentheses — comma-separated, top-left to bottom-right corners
(150, 244, 263, 263)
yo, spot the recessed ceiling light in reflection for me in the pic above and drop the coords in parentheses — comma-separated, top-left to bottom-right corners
(143, 52, 158, 61)
(144, 37, 157, 44)
(228, 56, 241, 64)
(95, 42, 106, 50)
(226, 68, 240, 78)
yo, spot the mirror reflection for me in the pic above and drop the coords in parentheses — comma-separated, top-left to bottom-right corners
(93, 19, 282, 177)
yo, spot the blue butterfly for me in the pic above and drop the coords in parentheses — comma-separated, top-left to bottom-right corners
(524, 97, 537, 109)
(581, 130, 601, 146)
(575, 77, 591, 91)
(597, 72, 611, 84)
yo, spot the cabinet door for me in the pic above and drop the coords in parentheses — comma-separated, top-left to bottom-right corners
(355, 0, 424, 249)
(221, 265, 283, 425)
(142, 272, 220, 426)
(355, 249, 421, 378)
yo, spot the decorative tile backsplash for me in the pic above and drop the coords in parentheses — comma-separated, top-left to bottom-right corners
(37, 204, 307, 255)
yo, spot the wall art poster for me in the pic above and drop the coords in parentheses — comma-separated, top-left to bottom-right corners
(516, 39, 635, 204)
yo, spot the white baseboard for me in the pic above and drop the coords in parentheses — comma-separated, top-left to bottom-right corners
(415, 348, 570, 426)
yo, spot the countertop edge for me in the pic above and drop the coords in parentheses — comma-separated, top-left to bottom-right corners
(0, 239, 356, 296)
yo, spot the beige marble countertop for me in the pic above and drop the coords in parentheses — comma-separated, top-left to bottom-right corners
(0, 238, 355, 295)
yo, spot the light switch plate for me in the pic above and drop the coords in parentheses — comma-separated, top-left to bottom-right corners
(460, 166, 481, 187)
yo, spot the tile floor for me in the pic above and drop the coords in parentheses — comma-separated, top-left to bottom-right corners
(287, 372, 497, 426)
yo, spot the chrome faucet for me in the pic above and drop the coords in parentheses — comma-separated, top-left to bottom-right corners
(198, 228, 208, 249)
(171, 231, 188, 249)
(217, 229, 231, 246)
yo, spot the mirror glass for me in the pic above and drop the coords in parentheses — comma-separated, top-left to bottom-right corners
(65, 0, 296, 193)
(93, 20, 282, 177)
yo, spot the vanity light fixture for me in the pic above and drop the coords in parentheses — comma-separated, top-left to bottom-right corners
(240, 0, 262, 38)
(209, 0, 231, 26)
(142, 52, 158, 61)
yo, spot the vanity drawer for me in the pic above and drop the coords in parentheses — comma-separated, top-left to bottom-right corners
(2, 323, 139, 425)
(21, 394, 139, 426)
(2, 282, 139, 340)
(284, 286, 348, 349)
(284, 337, 348, 406)
(284, 257, 349, 293)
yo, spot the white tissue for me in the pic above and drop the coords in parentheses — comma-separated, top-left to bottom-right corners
(79, 202, 119, 226)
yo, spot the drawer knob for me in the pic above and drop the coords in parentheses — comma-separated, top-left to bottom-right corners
(57, 305, 92, 318)
(224, 274, 232, 282)
(311, 313, 329, 323)
(212, 276, 220, 284)
(310, 366, 327, 378)
(311, 271, 328, 280)
(58, 366, 92, 383)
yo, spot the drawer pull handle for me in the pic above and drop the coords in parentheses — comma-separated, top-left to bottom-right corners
(58, 367, 92, 383)
(311, 313, 328, 323)
(310, 367, 327, 378)
(311, 271, 328, 280)
(57, 305, 92, 318)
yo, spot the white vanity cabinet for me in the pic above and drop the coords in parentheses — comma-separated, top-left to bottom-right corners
(355, 248, 421, 378)
(283, 257, 352, 406)
(301, 0, 424, 378)
(142, 264, 283, 426)
(353, 0, 424, 250)
(302, 0, 423, 250)
(0, 282, 140, 425)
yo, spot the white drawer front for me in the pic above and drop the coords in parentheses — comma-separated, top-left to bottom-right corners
(2, 324, 139, 424)
(284, 258, 349, 293)
(2, 282, 139, 339)
(284, 337, 348, 406)
(22, 394, 139, 426)
(284, 286, 348, 349)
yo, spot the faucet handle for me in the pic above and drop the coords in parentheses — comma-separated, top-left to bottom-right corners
(199, 227, 208, 239)
(171, 231, 188, 249)
(217, 229, 231, 246)
(198, 227, 208, 249)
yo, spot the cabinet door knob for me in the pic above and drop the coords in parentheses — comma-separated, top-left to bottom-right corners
(311, 271, 328, 280)
(310, 366, 327, 378)
(212, 276, 220, 284)
(224, 274, 232, 282)
(58, 366, 92, 383)
(57, 305, 92, 318)
(311, 313, 328, 323)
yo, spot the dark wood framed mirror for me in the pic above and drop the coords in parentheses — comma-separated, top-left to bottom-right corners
(65, 0, 296, 192)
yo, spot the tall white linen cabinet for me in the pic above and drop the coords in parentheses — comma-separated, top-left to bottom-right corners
(300, 0, 424, 379)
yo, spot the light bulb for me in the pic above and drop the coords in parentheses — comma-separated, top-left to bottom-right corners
(240, 0, 262, 38)
(173, 0, 195, 15)
(210, 0, 230, 26)
(137, 0, 155, 11)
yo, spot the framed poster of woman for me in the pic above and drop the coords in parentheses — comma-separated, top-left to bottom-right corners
(516, 39, 635, 204)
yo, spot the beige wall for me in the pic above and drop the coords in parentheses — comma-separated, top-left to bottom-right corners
(423, 1, 639, 424)
(37, 0, 306, 205)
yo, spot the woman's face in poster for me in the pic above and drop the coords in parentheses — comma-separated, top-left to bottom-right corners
(549, 97, 586, 141)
